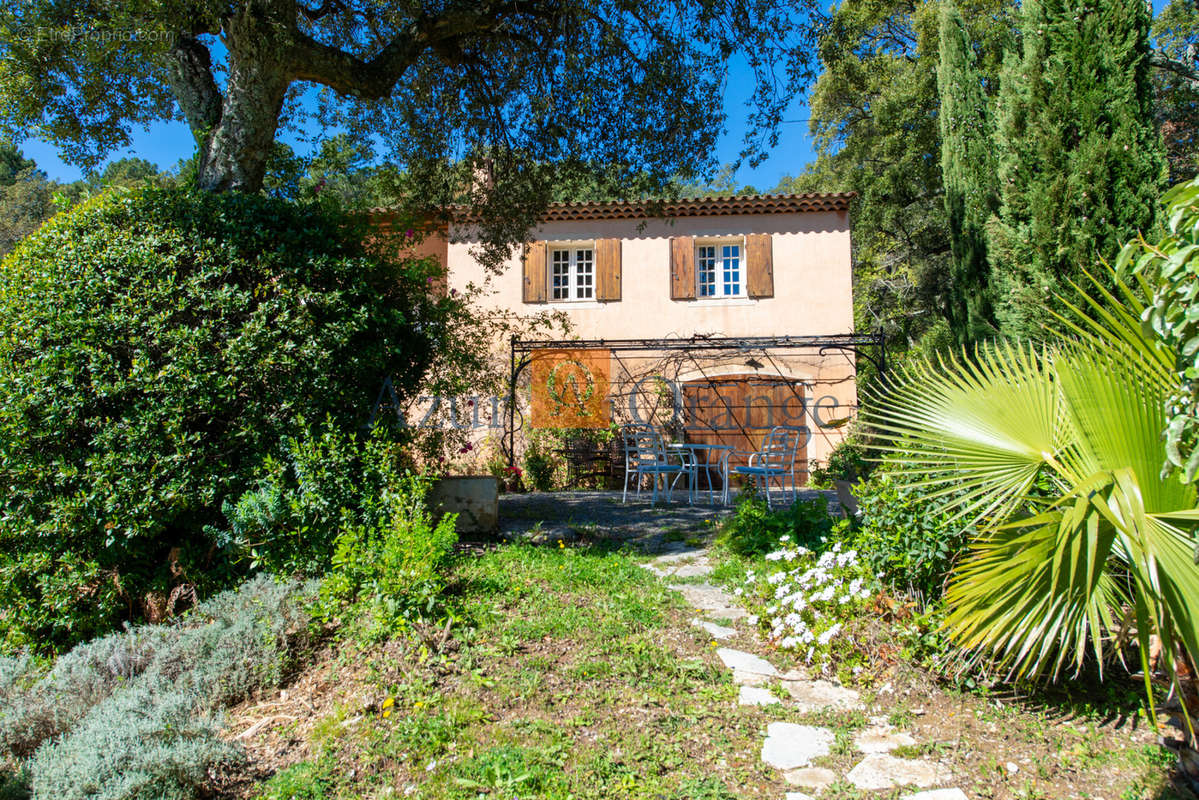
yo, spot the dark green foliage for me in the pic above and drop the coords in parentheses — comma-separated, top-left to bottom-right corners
(0, 145, 34, 186)
(776, 0, 1012, 378)
(1121, 176, 1199, 483)
(990, 0, 1166, 338)
(0, 186, 443, 651)
(717, 492, 838, 556)
(809, 437, 873, 488)
(1151, 0, 1199, 182)
(851, 471, 970, 603)
(938, 0, 999, 345)
(0, 768, 28, 800)
(522, 436, 559, 493)
(0, 0, 822, 267)
(0, 161, 55, 258)
(214, 418, 408, 576)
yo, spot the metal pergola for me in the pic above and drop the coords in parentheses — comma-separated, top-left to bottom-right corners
(504, 332, 885, 467)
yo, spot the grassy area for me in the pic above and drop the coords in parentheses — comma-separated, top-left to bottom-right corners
(231, 540, 1187, 800)
(245, 542, 778, 799)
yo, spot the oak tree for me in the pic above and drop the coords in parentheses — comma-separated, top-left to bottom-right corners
(0, 0, 822, 256)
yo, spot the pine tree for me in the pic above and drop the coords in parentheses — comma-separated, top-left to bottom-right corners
(938, 0, 1000, 346)
(989, 0, 1166, 338)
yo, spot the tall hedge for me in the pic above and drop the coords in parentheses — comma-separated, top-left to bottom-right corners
(989, 0, 1165, 338)
(937, 0, 999, 347)
(0, 187, 440, 651)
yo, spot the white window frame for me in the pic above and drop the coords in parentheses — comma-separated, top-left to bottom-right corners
(696, 239, 744, 299)
(549, 242, 595, 302)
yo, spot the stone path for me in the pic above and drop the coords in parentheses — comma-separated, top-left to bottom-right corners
(498, 490, 838, 547)
(641, 548, 968, 799)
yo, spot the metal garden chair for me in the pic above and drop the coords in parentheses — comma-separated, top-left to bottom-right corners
(732, 426, 805, 508)
(621, 424, 687, 504)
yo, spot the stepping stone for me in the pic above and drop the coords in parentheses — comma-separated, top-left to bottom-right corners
(902, 790, 968, 800)
(761, 722, 835, 770)
(734, 670, 772, 686)
(783, 766, 838, 792)
(717, 648, 779, 678)
(785, 794, 816, 800)
(671, 584, 746, 619)
(738, 686, 780, 706)
(692, 619, 737, 639)
(854, 724, 917, 753)
(650, 552, 714, 578)
(672, 561, 713, 578)
(654, 548, 702, 562)
(782, 679, 863, 712)
(846, 753, 952, 790)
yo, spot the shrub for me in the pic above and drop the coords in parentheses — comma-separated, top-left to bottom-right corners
(213, 419, 407, 576)
(0, 576, 314, 771)
(1121, 176, 1199, 482)
(314, 472, 458, 638)
(738, 538, 876, 670)
(0, 768, 28, 800)
(143, 574, 317, 709)
(809, 437, 872, 488)
(0, 186, 445, 651)
(0, 626, 175, 758)
(717, 491, 837, 556)
(28, 679, 239, 800)
(522, 435, 558, 492)
(851, 470, 970, 604)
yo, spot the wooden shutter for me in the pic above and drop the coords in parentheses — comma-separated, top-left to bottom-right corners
(670, 236, 696, 300)
(746, 233, 774, 298)
(522, 241, 547, 303)
(596, 238, 621, 301)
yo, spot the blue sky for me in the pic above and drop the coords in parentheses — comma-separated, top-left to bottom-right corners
(19, 58, 817, 192)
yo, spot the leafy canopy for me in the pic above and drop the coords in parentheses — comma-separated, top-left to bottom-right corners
(0, 0, 824, 260)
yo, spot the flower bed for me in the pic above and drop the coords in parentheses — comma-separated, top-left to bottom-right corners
(739, 537, 877, 668)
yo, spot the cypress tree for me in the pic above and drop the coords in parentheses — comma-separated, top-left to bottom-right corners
(938, 0, 1000, 346)
(989, 0, 1166, 338)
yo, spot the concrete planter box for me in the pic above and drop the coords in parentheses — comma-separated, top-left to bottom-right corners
(427, 475, 499, 534)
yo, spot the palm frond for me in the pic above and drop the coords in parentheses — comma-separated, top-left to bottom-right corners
(863, 342, 1069, 529)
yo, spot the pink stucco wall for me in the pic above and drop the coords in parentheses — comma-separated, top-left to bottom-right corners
(442, 207, 859, 469)
(446, 209, 853, 340)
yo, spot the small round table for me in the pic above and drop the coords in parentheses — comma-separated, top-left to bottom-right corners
(666, 442, 735, 505)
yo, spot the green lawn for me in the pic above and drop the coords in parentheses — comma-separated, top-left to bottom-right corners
(237, 541, 1184, 800)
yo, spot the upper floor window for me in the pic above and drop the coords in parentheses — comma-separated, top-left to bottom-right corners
(523, 239, 620, 304)
(697, 243, 742, 298)
(550, 245, 594, 301)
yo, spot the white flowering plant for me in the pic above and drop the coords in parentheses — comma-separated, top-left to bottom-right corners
(737, 534, 878, 670)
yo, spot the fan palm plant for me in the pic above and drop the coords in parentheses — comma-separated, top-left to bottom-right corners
(864, 273, 1199, 729)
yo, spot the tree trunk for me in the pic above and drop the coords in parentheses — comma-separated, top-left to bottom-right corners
(196, 49, 289, 192)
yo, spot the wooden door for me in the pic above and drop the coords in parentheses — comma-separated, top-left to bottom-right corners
(681, 375, 808, 486)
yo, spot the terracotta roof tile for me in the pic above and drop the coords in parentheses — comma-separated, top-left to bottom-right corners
(506, 193, 854, 221)
(369, 192, 854, 226)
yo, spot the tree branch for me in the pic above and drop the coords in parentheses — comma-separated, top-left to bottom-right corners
(287, 0, 561, 99)
(298, 0, 345, 23)
(165, 34, 223, 136)
(1151, 50, 1199, 92)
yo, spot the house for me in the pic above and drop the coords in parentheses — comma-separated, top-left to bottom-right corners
(375, 192, 864, 483)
